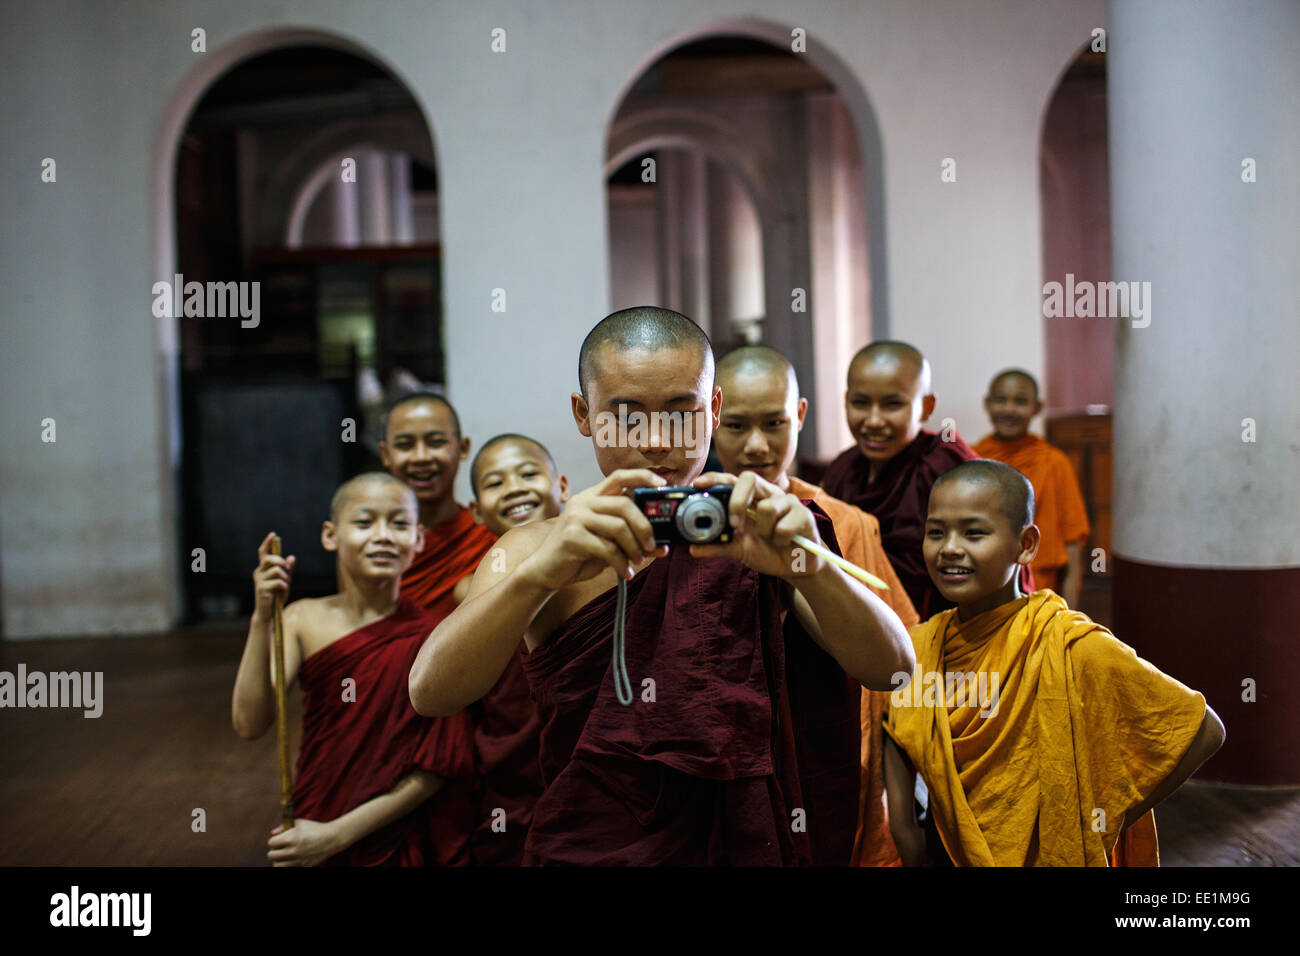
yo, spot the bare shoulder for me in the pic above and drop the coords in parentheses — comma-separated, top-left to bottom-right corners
(462, 517, 556, 601)
(281, 596, 338, 651)
(496, 516, 557, 556)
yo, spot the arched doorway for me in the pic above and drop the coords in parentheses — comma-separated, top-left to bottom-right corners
(156, 35, 442, 620)
(604, 26, 884, 465)
(1038, 45, 1113, 599)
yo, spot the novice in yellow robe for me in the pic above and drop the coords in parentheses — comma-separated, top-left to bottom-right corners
(883, 460, 1224, 866)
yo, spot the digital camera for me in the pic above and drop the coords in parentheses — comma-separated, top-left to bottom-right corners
(632, 485, 734, 546)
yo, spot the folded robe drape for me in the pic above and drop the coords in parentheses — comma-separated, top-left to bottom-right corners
(399, 507, 544, 865)
(520, 505, 859, 866)
(884, 590, 1204, 866)
(468, 652, 545, 865)
(293, 597, 476, 866)
(400, 506, 497, 620)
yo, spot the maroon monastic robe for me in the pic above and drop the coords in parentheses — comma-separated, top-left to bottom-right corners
(519, 507, 859, 866)
(400, 512, 545, 866)
(468, 654, 545, 865)
(293, 598, 476, 866)
(821, 430, 976, 619)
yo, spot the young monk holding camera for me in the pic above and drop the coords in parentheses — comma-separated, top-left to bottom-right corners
(409, 307, 913, 866)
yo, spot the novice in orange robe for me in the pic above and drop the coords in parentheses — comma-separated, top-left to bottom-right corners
(883, 461, 1224, 866)
(379, 392, 496, 619)
(821, 342, 976, 619)
(973, 369, 1090, 606)
(713, 346, 918, 867)
(232, 473, 475, 866)
(410, 308, 915, 866)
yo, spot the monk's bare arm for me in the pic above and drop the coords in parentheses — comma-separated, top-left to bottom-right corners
(330, 769, 442, 848)
(232, 603, 303, 739)
(410, 467, 671, 717)
(1121, 704, 1225, 830)
(1060, 542, 1084, 607)
(788, 570, 914, 690)
(267, 769, 442, 867)
(452, 574, 473, 606)
(233, 535, 302, 739)
(883, 734, 926, 866)
(409, 524, 556, 716)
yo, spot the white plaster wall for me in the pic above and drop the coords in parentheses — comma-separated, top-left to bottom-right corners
(0, 0, 1102, 636)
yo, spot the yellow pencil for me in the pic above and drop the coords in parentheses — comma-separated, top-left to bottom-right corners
(744, 508, 890, 591)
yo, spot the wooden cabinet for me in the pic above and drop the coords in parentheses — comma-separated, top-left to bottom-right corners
(1046, 412, 1112, 575)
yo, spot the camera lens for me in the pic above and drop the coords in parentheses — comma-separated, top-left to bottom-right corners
(675, 493, 726, 544)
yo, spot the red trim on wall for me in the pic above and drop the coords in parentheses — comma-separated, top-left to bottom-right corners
(1113, 556, 1300, 785)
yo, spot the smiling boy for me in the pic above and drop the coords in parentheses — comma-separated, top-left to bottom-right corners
(455, 432, 569, 865)
(379, 392, 496, 619)
(882, 460, 1224, 866)
(973, 369, 1090, 606)
(232, 473, 475, 866)
(821, 342, 975, 619)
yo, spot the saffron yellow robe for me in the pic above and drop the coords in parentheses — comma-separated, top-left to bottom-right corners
(885, 590, 1204, 866)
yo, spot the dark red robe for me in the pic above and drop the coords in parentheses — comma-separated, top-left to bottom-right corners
(293, 597, 476, 866)
(400, 507, 545, 864)
(468, 653, 545, 865)
(820, 430, 976, 619)
(520, 506, 858, 866)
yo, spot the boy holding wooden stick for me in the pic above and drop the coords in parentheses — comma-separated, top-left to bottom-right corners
(232, 472, 475, 866)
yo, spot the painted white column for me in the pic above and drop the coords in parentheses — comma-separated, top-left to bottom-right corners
(760, 97, 818, 455)
(807, 91, 845, 459)
(679, 147, 710, 333)
(1108, 0, 1300, 785)
(359, 149, 392, 245)
(654, 150, 683, 312)
(1109, 0, 1300, 568)
(706, 161, 732, 343)
(389, 152, 414, 245)
(330, 176, 361, 248)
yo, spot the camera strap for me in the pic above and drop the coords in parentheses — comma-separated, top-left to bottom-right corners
(612, 577, 633, 705)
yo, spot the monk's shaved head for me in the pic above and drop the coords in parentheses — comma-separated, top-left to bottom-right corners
(578, 307, 713, 398)
(470, 433, 557, 491)
(382, 391, 461, 440)
(988, 368, 1039, 401)
(932, 460, 1035, 531)
(717, 345, 799, 393)
(330, 471, 417, 521)
(848, 341, 932, 394)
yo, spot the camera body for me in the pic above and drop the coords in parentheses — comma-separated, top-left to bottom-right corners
(633, 485, 734, 546)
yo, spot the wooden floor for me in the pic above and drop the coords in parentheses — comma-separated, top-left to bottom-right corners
(2, 583, 1296, 866)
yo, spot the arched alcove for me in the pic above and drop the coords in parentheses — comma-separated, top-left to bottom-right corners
(603, 22, 884, 462)
(152, 30, 442, 619)
(1038, 45, 1112, 416)
(1036, 44, 1114, 591)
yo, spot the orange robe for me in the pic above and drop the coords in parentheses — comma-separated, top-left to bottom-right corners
(788, 476, 918, 867)
(401, 506, 497, 620)
(885, 590, 1205, 866)
(973, 434, 1090, 592)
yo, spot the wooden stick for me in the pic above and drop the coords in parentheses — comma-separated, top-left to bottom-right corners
(745, 508, 891, 591)
(269, 536, 294, 831)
